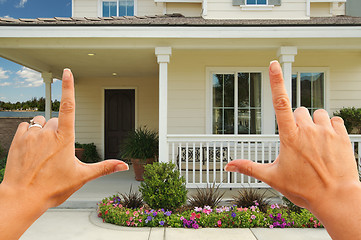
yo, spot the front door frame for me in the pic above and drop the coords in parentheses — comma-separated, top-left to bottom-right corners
(101, 86, 138, 159)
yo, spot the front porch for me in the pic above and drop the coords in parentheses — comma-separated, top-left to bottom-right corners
(167, 134, 361, 188)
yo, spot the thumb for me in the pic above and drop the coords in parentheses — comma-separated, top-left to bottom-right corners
(81, 160, 129, 183)
(225, 159, 272, 184)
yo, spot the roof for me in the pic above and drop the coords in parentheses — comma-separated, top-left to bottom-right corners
(1, 14, 361, 27)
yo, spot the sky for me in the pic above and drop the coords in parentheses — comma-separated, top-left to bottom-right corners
(0, 0, 72, 103)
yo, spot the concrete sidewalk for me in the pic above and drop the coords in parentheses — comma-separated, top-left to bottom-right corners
(20, 209, 332, 240)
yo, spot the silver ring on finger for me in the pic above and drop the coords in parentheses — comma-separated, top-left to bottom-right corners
(28, 119, 43, 129)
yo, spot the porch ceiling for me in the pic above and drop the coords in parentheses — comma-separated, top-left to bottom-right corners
(0, 36, 361, 79)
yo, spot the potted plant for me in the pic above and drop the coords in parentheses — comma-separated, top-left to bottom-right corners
(120, 127, 158, 181)
(75, 142, 85, 161)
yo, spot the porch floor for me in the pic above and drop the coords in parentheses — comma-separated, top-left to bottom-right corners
(58, 165, 281, 209)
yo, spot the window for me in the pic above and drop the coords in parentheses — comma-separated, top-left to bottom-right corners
(246, 0, 267, 5)
(292, 72, 325, 115)
(212, 72, 262, 135)
(102, 0, 134, 17)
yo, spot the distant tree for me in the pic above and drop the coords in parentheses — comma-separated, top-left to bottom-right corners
(52, 100, 60, 111)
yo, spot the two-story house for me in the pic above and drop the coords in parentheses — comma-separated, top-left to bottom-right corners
(0, 0, 361, 188)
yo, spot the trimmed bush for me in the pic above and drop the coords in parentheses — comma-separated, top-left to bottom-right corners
(333, 107, 361, 134)
(75, 142, 101, 163)
(139, 162, 187, 211)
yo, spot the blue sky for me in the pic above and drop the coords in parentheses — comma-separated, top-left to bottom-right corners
(0, 0, 72, 103)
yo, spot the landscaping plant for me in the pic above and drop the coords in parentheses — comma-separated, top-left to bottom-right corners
(232, 188, 269, 213)
(282, 196, 303, 213)
(97, 198, 323, 229)
(333, 107, 361, 134)
(119, 185, 144, 209)
(188, 183, 225, 209)
(139, 162, 187, 211)
(75, 142, 101, 163)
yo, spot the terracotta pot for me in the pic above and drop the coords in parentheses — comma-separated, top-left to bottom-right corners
(75, 148, 85, 161)
(131, 158, 155, 181)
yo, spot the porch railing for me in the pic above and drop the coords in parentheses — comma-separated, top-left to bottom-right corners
(167, 134, 361, 188)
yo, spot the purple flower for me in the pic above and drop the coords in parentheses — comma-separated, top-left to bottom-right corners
(147, 216, 152, 221)
(231, 212, 236, 218)
(251, 215, 256, 220)
(153, 212, 157, 217)
(165, 211, 172, 217)
(159, 221, 165, 226)
(161, 208, 165, 212)
(192, 223, 199, 229)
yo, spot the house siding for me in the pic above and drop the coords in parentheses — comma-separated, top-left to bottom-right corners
(75, 76, 159, 157)
(137, 0, 163, 16)
(205, 0, 308, 20)
(166, 3, 202, 17)
(73, 0, 98, 17)
(167, 49, 361, 135)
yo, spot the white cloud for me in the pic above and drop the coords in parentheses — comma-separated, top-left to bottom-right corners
(1, 15, 13, 19)
(16, 0, 28, 8)
(0, 96, 6, 100)
(16, 67, 43, 87)
(0, 67, 10, 80)
(0, 82, 11, 86)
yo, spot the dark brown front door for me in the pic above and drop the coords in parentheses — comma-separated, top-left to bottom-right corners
(105, 89, 135, 159)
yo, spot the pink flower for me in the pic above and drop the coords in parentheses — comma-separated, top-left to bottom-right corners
(217, 220, 222, 227)
(270, 204, 276, 209)
(129, 217, 133, 221)
(126, 211, 130, 215)
(194, 207, 202, 212)
(133, 211, 139, 217)
(251, 215, 256, 220)
(250, 206, 256, 212)
(269, 225, 274, 229)
(126, 221, 130, 226)
(139, 219, 142, 222)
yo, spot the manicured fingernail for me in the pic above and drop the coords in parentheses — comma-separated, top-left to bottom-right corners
(225, 165, 237, 172)
(269, 60, 281, 74)
(115, 163, 129, 172)
(63, 68, 71, 79)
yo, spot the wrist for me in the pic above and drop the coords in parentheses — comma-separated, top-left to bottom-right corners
(0, 183, 49, 239)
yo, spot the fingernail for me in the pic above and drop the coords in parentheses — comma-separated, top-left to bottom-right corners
(269, 60, 281, 75)
(225, 165, 237, 172)
(115, 163, 129, 172)
(63, 68, 71, 79)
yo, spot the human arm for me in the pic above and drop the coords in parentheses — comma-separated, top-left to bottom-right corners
(225, 61, 361, 240)
(0, 69, 128, 240)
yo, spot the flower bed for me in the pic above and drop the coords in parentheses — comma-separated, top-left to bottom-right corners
(97, 196, 323, 229)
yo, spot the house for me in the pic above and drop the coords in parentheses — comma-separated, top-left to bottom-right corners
(0, 0, 361, 188)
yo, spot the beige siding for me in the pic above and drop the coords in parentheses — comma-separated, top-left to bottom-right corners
(310, 3, 332, 17)
(137, 0, 163, 16)
(167, 49, 361, 135)
(205, 0, 307, 19)
(331, 2, 346, 16)
(75, 76, 158, 157)
(166, 3, 202, 17)
(73, 0, 98, 17)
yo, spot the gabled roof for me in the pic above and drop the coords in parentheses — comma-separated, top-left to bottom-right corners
(1, 14, 361, 26)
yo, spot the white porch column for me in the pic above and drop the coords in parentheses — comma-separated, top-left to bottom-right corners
(155, 47, 172, 163)
(277, 46, 297, 107)
(41, 72, 53, 120)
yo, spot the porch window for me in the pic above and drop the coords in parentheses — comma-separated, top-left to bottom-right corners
(292, 72, 325, 114)
(246, 0, 267, 5)
(102, 0, 134, 17)
(212, 72, 262, 135)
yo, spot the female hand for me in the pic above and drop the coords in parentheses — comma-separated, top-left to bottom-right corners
(225, 61, 361, 239)
(0, 69, 128, 240)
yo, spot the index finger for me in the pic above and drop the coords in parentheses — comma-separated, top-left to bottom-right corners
(269, 61, 297, 136)
(57, 68, 75, 137)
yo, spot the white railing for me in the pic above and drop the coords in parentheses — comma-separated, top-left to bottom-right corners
(167, 134, 361, 189)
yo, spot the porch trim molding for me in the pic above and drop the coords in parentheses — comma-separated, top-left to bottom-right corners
(277, 46, 297, 106)
(155, 46, 172, 163)
(41, 72, 53, 120)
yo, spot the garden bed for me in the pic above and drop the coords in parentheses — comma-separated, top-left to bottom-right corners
(97, 197, 322, 229)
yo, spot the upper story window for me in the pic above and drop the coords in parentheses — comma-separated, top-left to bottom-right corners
(246, 0, 267, 5)
(102, 0, 134, 17)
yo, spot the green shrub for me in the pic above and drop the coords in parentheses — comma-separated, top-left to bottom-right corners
(139, 162, 187, 211)
(333, 107, 361, 134)
(0, 155, 7, 170)
(232, 188, 269, 213)
(75, 142, 101, 163)
(0, 168, 5, 183)
(188, 183, 225, 208)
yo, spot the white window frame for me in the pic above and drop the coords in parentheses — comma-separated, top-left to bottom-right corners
(98, 0, 137, 17)
(242, 0, 273, 10)
(206, 67, 273, 135)
(292, 67, 329, 113)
